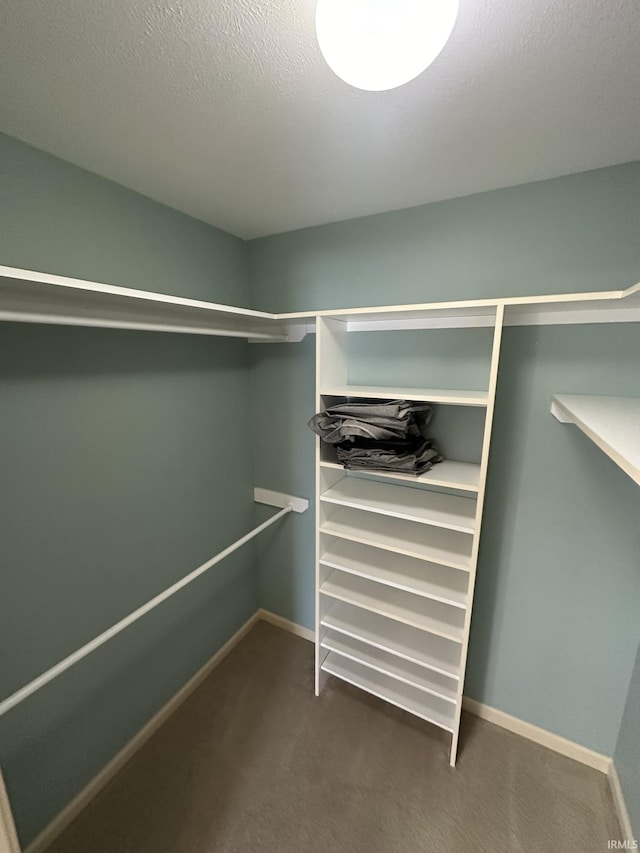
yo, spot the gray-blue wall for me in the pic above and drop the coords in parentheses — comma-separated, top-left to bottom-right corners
(248, 162, 640, 312)
(0, 133, 258, 846)
(248, 163, 640, 762)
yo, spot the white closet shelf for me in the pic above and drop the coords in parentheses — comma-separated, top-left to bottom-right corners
(3, 265, 638, 338)
(0, 265, 292, 341)
(320, 571, 465, 643)
(321, 507, 473, 571)
(319, 539, 468, 608)
(320, 477, 476, 534)
(551, 395, 640, 486)
(319, 460, 481, 492)
(321, 603, 461, 680)
(320, 633, 457, 703)
(319, 385, 488, 406)
(321, 652, 456, 733)
(284, 281, 640, 331)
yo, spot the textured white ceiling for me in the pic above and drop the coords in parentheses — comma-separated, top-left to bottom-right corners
(1, 0, 639, 239)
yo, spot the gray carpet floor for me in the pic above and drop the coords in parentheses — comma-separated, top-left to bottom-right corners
(46, 621, 621, 853)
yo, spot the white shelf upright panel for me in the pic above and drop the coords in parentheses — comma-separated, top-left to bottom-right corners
(448, 304, 504, 764)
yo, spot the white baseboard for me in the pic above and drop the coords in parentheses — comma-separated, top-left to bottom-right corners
(24, 611, 261, 853)
(258, 608, 315, 643)
(462, 697, 611, 774)
(609, 762, 636, 843)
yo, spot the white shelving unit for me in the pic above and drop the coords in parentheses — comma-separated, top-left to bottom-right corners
(314, 308, 505, 766)
(551, 395, 640, 486)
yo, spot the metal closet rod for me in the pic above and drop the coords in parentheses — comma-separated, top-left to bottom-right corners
(0, 504, 293, 718)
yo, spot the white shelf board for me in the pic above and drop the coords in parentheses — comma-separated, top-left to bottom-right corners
(281, 285, 640, 330)
(319, 460, 480, 492)
(504, 288, 640, 327)
(0, 265, 289, 341)
(321, 633, 457, 703)
(320, 571, 465, 643)
(319, 385, 488, 406)
(320, 539, 468, 609)
(321, 602, 461, 680)
(321, 652, 456, 733)
(320, 477, 476, 534)
(551, 395, 640, 486)
(3, 265, 637, 337)
(321, 506, 473, 571)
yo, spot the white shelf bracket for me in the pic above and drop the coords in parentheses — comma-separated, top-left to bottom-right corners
(550, 398, 571, 423)
(254, 487, 309, 513)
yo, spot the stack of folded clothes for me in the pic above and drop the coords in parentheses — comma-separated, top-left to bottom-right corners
(308, 399, 443, 476)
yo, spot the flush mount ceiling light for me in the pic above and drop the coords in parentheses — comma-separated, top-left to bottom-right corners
(316, 0, 459, 92)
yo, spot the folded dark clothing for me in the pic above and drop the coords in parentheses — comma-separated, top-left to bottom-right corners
(308, 399, 433, 444)
(315, 399, 430, 421)
(336, 436, 443, 476)
(336, 436, 430, 452)
(337, 455, 440, 475)
(308, 397, 444, 474)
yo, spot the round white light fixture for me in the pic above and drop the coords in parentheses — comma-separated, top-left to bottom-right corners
(316, 0, 459, 92)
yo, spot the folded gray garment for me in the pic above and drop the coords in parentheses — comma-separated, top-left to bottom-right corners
(308, 399, 433, 444)
(336, 439, 443, 476)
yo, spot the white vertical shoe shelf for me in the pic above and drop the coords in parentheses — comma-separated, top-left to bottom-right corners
(314, 307, 504, 766)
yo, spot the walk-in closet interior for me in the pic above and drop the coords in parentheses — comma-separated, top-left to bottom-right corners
(1, 2, 639, 852)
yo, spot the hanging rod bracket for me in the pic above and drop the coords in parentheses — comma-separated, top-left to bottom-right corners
(254, 487, 309, 513)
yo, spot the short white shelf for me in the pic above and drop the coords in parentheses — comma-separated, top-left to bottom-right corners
(321, 506, 473, 571)
(319, 384, 488, 406)
(320, 633, 458, 703)
(319, 460, 481, 493)
(320, 571, 465, 642)
(551, 395, 640, 486)
(320, 477, 477, 534)
(320, 539, 468, 609)
(321, 603, 461, 680)
(321, 652, 456, 733)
